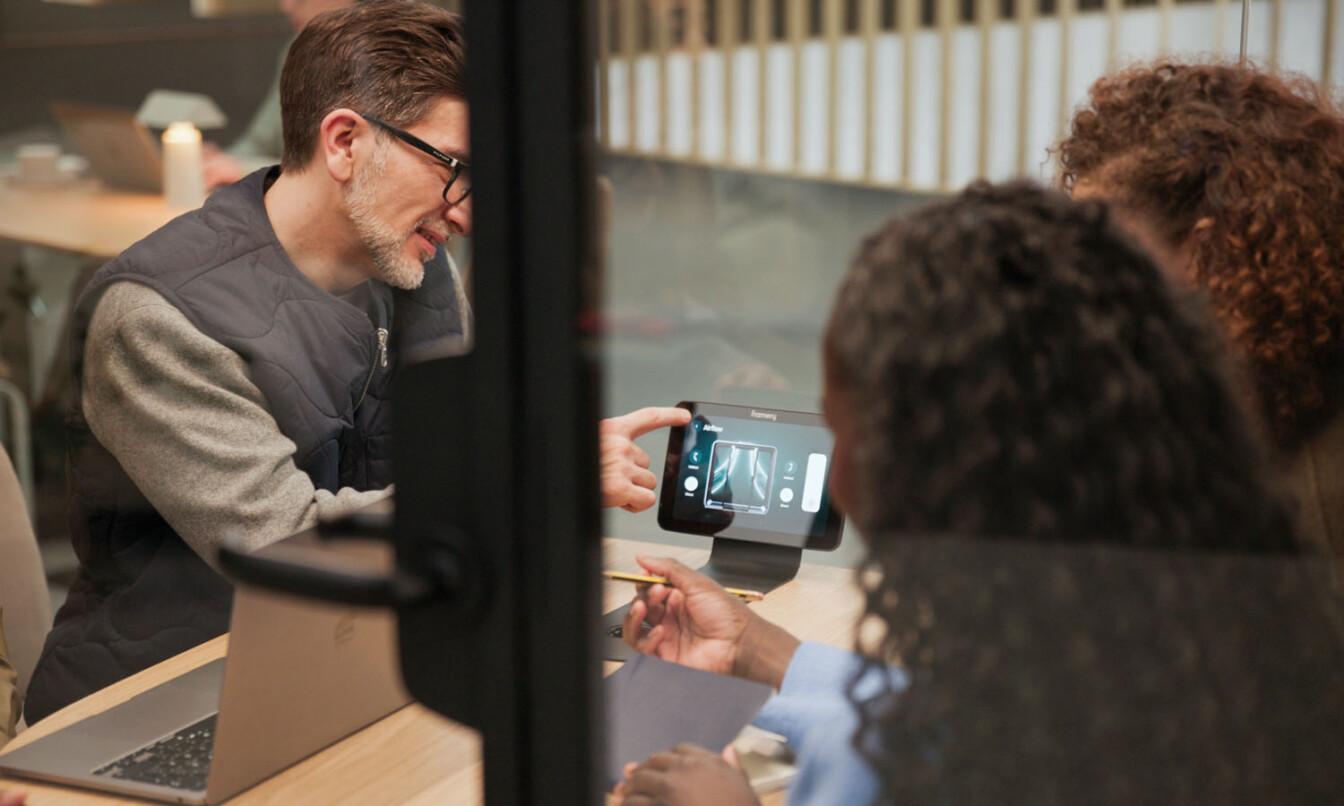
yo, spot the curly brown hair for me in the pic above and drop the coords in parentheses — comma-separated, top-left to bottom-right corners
(1055, 61, 1344, 452)
(825, 180, 1296, 552)
(828, 181, 1302, 800)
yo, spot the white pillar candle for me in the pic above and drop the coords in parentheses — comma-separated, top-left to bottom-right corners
(162, 121, 205, 209)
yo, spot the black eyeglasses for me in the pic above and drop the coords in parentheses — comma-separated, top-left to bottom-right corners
(363, 114, 471, 206)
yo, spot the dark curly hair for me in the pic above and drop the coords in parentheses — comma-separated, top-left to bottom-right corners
(825, 182, 1301, 796)
(1055, 61, 1344, 452)
(825, 180, 1295, 551)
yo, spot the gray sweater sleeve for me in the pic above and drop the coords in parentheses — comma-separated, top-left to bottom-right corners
(82, 282, 392, 565)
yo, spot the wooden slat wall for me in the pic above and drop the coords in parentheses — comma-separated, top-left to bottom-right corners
(937, 0, 955, 187)
(722, 0, 738, 163)
(900, 0, 918, 182)
(592, 0, 1318, 192)
(825, 0, 843, 177)
(789, 0, 805, 169)
(756, 0, 770, 166)
(862, 0, 879, 181)
(1056, 0, 1075, 142)
(1326, 0, 1338, 91)
(624, 0, 638, 152)
(1016, 0, 1036, 176)
(689, 0, 704, 158)
(977, 0, 995, 178)
(656, 0, 671, 154)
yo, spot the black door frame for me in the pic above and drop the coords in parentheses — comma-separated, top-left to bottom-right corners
(460, 0, 602, 801)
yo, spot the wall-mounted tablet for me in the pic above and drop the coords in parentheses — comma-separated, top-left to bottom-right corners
(657, 401, 844, 551)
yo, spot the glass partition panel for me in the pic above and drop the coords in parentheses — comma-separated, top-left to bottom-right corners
(595, 2, 1344, 802)
(595, 0, 1340, 565)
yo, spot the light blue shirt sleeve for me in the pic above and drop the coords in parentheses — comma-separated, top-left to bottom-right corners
(752, 642, 907, 806)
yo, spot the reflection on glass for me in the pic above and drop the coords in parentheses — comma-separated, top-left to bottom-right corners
(851, 534, 1344, 802)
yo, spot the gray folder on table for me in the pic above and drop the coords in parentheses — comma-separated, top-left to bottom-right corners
(605, 654, 774, 787)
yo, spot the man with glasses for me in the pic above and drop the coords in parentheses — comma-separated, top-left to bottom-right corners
(25, 0, 684, 722)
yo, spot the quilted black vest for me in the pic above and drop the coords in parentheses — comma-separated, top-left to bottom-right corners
(24, 168, 465, 722)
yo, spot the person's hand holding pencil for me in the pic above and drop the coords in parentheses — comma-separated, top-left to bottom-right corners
(619, 556, 801, 689)
(604, 570, 763, 602)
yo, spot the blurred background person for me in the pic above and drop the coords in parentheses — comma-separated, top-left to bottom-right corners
(202, 0, 355, 189)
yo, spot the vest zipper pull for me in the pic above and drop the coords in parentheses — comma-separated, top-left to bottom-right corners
(355, 327, 389, 411)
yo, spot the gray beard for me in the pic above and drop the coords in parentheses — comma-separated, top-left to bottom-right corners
(344, 148, 427, 291)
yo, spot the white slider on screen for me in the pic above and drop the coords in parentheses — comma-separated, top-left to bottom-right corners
(801, 453, 826, 513)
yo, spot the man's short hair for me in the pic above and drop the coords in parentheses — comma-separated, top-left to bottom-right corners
(279, 0, 465, 171)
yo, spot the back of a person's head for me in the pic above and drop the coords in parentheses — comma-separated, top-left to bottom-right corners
(1055, 61, 1344, 450)
(278, 0, 465, 171)
(824, 180, 1296, 553)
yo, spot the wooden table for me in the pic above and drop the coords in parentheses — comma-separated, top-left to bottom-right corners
(0, 539, 863, 804)
(0, 180, 180, 259)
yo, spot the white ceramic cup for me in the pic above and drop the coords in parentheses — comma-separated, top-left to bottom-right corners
(16, 143, 61, 183)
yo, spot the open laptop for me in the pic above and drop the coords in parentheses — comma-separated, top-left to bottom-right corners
(0, 536, 410, 804)
(51, 102, 162, 193)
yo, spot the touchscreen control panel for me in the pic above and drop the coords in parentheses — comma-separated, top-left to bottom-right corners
(658, 402, 844, 551)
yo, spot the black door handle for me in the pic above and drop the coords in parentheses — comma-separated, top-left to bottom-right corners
(316, 509, 394, 542)
(216, 540, 445, 607)
(216, 516, 480, 614)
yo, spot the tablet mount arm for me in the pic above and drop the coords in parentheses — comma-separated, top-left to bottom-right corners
(697, 538, 803, 595)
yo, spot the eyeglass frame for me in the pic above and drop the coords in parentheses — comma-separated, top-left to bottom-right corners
(362, 113, 471, 206)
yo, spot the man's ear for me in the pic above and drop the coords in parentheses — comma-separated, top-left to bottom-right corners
(318, 108, 365, 183)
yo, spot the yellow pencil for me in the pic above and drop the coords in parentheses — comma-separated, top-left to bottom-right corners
(603, 570, 765, 602)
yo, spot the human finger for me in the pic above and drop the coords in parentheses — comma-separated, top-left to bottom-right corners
(623, 600, 648, 648)
(722, 745, 742, 768)
(672, 743, 716, 757)
(645, 582, 672, 607)
(629, 466, 658, 490)
(645, 594, 667, 626)
(665, 589, 687, 622)
(624, 768, 671, 800)
(636, 556, 719, 595)
(632, 623, 666, 654)
(639, 584, 671, 627)
(604, 407, 691, 440)
(621, 486, 657, 513)
(633, 751, 681, 772)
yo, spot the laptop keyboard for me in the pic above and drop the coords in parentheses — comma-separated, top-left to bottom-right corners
(93, 713, 217, 793)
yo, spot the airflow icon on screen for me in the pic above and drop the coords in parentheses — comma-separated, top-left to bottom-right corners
(705, 441, 777, 514)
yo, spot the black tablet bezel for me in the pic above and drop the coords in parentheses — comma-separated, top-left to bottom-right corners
(656, 401, 844, 552)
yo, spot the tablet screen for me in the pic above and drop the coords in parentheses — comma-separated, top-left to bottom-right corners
(657, 402, 844, 550)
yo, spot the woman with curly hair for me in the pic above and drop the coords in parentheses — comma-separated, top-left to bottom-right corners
(1056, 61, 1344, 558)
(612, 183, 1334, 806)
